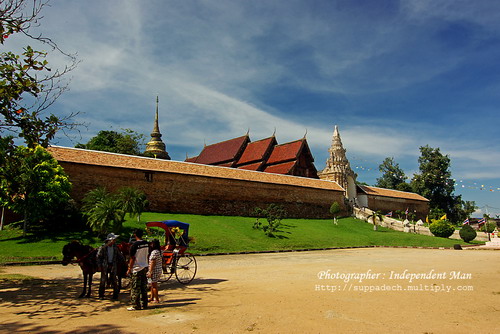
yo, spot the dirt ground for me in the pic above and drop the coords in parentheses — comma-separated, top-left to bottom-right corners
(1, 248, 499, 334)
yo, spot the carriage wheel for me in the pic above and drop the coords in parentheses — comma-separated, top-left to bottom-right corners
(175, 253, 197, 284)
(161, 269, 174, 282)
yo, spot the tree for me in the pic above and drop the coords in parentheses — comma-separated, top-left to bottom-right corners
(367, 210, 384, 231)
(76, 129, 145, 155)
(329, 201, 341, 225)
(0, 144, 72, 235)
(1, 0, 78, 149)
(85, 195, 124, 237)
(117, 187, 148, 222)
(411, 145, 473, 224)
(376, 157, 408, 190)
(81, 187, 124, 237)
(82, 186, 148, 236)
(252, 204, 287, 237)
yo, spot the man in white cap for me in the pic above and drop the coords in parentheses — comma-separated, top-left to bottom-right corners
(97, 232, 125, 299)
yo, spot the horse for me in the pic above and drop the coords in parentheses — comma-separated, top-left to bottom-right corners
(62, 240, 129, 298)
(62, 241, 98, 298)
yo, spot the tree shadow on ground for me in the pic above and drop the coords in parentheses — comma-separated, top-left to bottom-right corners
(270, 223, 297, 239)
(0, 272, 227, 332)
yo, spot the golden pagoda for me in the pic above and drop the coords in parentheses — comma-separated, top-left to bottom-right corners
(144, 97, 171, 159)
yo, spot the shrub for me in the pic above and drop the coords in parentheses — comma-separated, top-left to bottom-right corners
(252, 204, 287, 237)
(459, 224, 477, 243)
(429, 220, 455, 238)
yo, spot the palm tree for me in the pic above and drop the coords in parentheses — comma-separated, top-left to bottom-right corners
(85, 195, 124, 236)
(81, 187, 108, 212)
(117, 187, 149, 222)
(367, 210, 384, 231)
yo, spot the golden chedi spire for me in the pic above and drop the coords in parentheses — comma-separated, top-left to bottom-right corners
(145, 96, 171, 159)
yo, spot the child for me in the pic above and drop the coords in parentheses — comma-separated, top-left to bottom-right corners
(147, 239, 163, 303)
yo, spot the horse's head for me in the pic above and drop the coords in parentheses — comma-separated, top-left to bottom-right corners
(62, 241, 80, 266)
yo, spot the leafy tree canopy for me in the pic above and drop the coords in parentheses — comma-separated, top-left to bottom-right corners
(1, 0, 78, 149)
(376, 157, 408, 190)
(411, 145, 476, 224)
(76, 129, 145, 156)
(0, 143, 72, 234)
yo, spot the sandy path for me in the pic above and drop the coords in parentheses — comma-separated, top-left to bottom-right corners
(1, 248, 499, 334)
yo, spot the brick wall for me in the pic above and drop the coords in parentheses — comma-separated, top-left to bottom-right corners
(59, 161, 346, 219)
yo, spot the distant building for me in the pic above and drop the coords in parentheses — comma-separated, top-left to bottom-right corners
(144, 97, 170, 160)
(186, 134, 318, 178)
(356, 185, 429, 220)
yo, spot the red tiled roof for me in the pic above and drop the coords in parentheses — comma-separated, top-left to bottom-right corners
(236, 136, 276, 166)
(189, 135, 249, 165)
(358, 185, 429, 202)
(264, 161, 296, 174)
(267, 140, 303, 164)
(238, 162, 263, 171)
(185, 156, 198, 163)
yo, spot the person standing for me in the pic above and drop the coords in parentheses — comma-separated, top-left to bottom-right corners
(127, 229, 149, 311)
(147, 239, 163, 303)
(97, 232, 125, 300)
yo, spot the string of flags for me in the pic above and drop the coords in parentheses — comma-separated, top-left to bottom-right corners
(350, 159, 500, 193)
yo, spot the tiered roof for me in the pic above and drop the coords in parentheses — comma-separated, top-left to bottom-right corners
(187, 135, 250, 166)
(186, 134, 318, 178)
(236, 136, 277, 167)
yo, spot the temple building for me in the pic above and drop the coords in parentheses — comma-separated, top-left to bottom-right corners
(144, 97, 170, 159)
(318, 125, 429, 219)
(186, 134, 318, 178)
(318, 125, 357, 199)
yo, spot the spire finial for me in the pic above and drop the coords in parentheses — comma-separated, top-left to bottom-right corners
(153, 96, 160, 133)
(272, 127, 276, 137)
(303, 128, 308, 139)
(144, 96, 170, 160)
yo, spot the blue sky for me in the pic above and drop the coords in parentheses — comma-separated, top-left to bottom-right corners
(6, 0, 500, 217)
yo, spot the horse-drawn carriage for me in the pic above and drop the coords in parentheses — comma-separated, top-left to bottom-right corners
(146, 220, 197, 284)
(62, 220, 197, 298)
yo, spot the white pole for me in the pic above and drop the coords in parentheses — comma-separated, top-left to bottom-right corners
(0, 206, 4, 231)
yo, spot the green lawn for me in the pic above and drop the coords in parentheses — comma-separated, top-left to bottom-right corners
(0, 213, 481, 264)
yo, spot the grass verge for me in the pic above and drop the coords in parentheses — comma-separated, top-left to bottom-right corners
(0, 213, 481, 265)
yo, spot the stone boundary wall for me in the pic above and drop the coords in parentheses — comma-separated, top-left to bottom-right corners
(354, 207, 490, 242)
(49, 147, 346, 219)
(363, 196, 429, 221)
